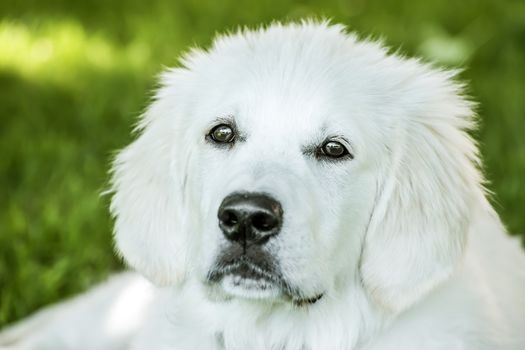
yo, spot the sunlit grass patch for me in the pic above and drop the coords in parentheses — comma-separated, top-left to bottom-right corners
(0, 19, 151, 87)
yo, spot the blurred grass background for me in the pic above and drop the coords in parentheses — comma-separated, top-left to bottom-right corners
(1, 0, 524, 327)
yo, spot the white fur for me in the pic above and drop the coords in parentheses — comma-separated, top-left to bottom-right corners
(1, 21, 524, 350)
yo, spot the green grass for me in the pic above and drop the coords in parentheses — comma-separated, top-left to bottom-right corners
(1, 0, 524, 327)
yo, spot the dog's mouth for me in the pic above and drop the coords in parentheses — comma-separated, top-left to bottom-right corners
(207, 258, 283, 298)
(207, 256, 323, 306)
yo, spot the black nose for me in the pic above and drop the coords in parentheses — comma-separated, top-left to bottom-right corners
(218, 193, 283, 246)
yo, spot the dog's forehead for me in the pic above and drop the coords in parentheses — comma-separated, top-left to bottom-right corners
(236, 83, 333, 135)
(185, 27, 405, 137)
(174, 23, 427, 154)
(197, 62, 357, 139)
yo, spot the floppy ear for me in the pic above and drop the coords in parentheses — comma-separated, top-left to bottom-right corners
(109, 69, 193, 286)
(360, 68, 486, 313)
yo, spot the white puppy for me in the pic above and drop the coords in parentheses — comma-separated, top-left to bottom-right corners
(1, 21, 524, 350)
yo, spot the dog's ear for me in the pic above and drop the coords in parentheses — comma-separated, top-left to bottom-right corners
(109, 69, 193, 286)
(360, 67, 486, 313)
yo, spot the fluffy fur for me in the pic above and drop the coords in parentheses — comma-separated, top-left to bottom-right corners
(1, 21, 524, 350)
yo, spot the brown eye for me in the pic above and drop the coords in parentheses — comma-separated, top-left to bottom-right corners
(209, 124, 235, 144)
(321, 141, 350, 159)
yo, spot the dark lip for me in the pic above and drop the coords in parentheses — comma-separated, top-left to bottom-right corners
(207, 258, 282, 285)
(207, 258, 324, 306)
(292, 293, 324, 306)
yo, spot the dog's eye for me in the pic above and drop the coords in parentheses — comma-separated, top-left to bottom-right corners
(208, 124, 235, 144)
(320, 141, 351, 159)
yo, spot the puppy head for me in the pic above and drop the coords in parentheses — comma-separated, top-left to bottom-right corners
(110, 21, 485, 312)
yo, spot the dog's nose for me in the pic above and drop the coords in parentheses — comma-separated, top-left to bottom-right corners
(218, 193, 283, 246)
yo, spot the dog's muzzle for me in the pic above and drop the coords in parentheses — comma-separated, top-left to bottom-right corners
(207, 192, 323, 305)
(208, 192, 285, 296)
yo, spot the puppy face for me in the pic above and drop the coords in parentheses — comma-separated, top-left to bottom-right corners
(188, 66, 380, 303)
(111, 22, 483, 312)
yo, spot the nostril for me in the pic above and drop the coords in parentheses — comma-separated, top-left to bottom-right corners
(251, 212, 278, 232)
(220, 210, 239, 227)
